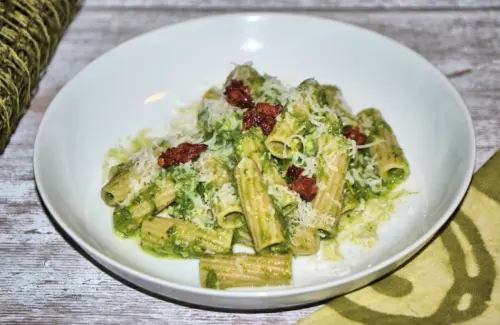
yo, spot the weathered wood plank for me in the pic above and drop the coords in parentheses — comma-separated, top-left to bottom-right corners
(1, 8, 499, 325)
(84, 0, 500, 10)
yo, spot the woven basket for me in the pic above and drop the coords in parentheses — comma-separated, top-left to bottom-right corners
(0, 0, 82, 154)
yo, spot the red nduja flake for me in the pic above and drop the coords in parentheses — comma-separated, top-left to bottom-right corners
(286, 165, 304, 182)
(224, 80, 254, 109)
(290, 176, 318, 202)
(158, 143, 208, 169)
(343, 126, 367, 145)
(242, 103, 283, 135)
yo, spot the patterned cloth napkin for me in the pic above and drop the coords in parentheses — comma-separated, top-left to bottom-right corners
(0, 0, 81, 154)
(298, 151, 499, 325)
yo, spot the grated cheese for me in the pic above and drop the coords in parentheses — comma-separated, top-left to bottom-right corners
(297, 198, 336, 230)
(347, 153, 383, 193)
(194, 151, 216, 183)
(356, 139, 386, 149)
(291, 152, 317, 178)
(212, 183, 240, 207)
(203, 97, 241, 128)
(269, 185, 336, 230)
(188, 194, 214, 229)
(257, 76, 291, 103)
(121, 147, 162, 205)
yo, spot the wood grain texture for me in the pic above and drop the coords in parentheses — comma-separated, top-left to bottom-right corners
(1, 5, 499, 325)
(85, 0, 500, 10)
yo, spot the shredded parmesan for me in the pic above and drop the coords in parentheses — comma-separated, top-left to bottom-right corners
(356, 139, 386, 149)
(257, 76, 291, 103)
(212, 183, 240, 207)
(269, 185, 336, 230)
(291, 152, 317, 177)
(120, 147, 162, 205)
(203, 97, 241, 127)
(195, 151, 216, 183)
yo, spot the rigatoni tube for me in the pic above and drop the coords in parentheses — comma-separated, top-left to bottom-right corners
(101, 163, 137, 206)
(286, 216, 320, 256)
(236, 129, 286, 186)
(141, 217, 233, 258)
(357, 108, 409, 187)
(321, 85, 359, 128)
(113, 176, 176, 237)
(268, 184, 320, 255)
(234, 158, 286, 252)
(265, 115, 303, 159)
(196, 153, 233, 187)
(199, 254, 292, 289)
(312, 134, 349, 233)
(224, 64, 265, 94)
(210, 183, 245, 229)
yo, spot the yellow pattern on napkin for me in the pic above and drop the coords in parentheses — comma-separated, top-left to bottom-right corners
(298, 152, 500, 325)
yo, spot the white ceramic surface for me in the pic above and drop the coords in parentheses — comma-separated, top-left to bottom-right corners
(33, 13, 475, 310)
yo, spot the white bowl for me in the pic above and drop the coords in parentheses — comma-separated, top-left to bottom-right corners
(34, 13, 475, 310)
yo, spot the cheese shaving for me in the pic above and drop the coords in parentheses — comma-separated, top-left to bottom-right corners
(121, 147, 162, 205)
(356, 139, 386, 149)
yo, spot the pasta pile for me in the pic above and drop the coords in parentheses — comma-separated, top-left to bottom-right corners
(101, 64, 410, 290)
(0, 0, 82, 153)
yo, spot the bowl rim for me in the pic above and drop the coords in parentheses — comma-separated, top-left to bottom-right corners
(33, 12, 476, 299)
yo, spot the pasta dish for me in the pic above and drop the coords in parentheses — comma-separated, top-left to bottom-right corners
(100, 64, 410, 289)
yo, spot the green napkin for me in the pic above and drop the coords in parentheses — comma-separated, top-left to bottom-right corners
(0, 0, 81, 154)
(298, 151, 500, 325)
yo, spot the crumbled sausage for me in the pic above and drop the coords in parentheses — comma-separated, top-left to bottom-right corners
(255, 103, 282, 118)
(158, 143, 208, 169)
(286, 165, 304, 182)
(224, 80, 254, 108)
(242, 103, 283, 135)
(258, 114, 277, 135)
(242, 107, 260, 131)
(290, 176, 318, 202)
(343, 126, 367, 145)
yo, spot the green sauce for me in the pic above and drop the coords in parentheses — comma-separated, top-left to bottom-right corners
(385, 168, 407, 189)
(205, 269, 219, 289)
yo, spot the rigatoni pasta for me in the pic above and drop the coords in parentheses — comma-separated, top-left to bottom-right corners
(312, 134, 349, 233)
(234, 157, 286, 252)
(100, 63, 411, 290)
(141, 217, 233, 257)
(357, 108, 410, 187)
(199, 254, 292, 289)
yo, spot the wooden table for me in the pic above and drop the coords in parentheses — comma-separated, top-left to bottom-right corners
(1, 1, 499, 323)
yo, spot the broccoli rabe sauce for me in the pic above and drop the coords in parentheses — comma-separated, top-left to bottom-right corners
(335, 193, 399, 247)
(345, 149, 384, 201)
(113, 182, 161, 237)
(113, 208, 139, 238)
(205, 269, 219, 289)
(320, 240, 344, 261)
(164, 165, 215, 227)
(255, 76, 285, 105)
(385, 167, 407, 189)
(198, 110, 242, 141)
